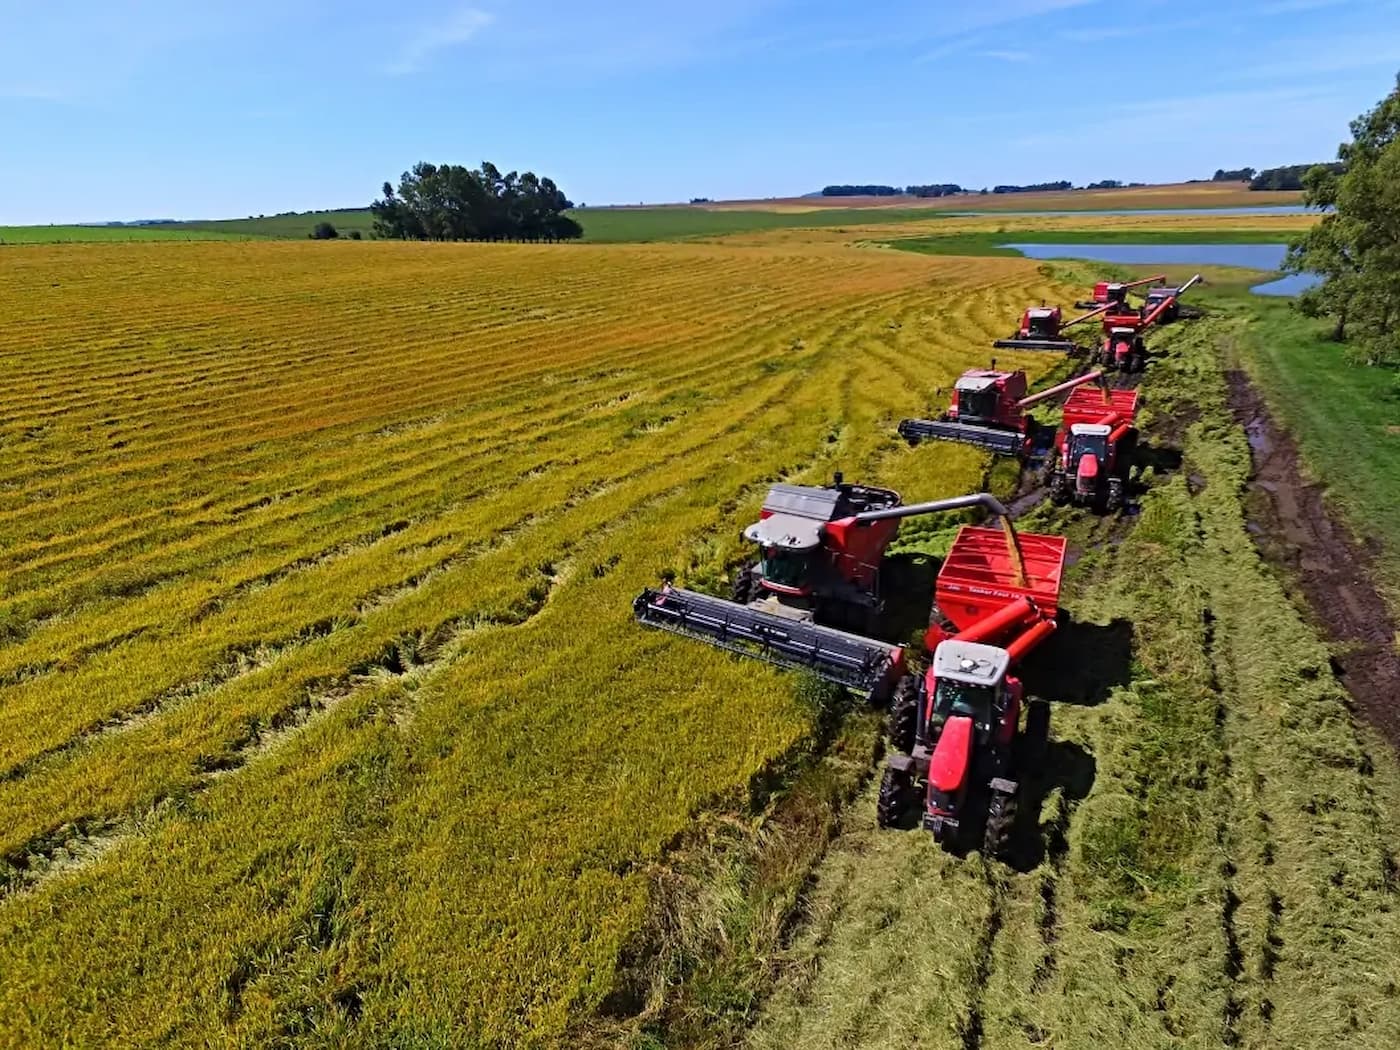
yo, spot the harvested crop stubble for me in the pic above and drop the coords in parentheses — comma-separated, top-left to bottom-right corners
(0, 240, 1071, 1045)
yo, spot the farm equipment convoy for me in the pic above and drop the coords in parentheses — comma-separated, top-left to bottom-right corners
(878, 518, 1067, 858)
(897, 368, 1105, 457)
(991, 303, 1113, 353)
(633, 484, 1024, 703)
(1045, 385, 1140, 512)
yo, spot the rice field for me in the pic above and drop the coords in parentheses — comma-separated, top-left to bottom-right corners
(0, 239, 1072, 1046)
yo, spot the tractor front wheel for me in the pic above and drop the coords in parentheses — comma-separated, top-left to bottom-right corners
(877, 766, 913, 829)
(1048, 470, 1070, 505)
(1107, 477, 1126, 513)
(984, 789, 1018, 860)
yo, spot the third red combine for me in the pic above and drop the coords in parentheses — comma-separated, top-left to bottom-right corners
(1045, 384, 1140, 511)
(897, 368, 1104, 457)
(878, 516, 1066, 857)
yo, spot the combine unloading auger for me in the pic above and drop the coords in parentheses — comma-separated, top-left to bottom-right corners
(1073, 273, 1166, 310)
(633, 487, 1019, 703)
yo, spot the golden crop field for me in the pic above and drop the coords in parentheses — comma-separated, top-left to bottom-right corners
(0, 239, 1073, 1046)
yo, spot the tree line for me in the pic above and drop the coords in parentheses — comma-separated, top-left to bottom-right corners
(1251, 163, 1345, 191)
(821, 184, 965, 197)
(371, 161, 582, 242)
(1287, 74, 1400, 366)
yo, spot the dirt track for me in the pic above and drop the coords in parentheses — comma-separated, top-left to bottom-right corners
(1227, 370, 1400, 747)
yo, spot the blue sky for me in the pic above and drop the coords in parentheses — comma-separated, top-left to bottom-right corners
(3, 0, 1398, 223)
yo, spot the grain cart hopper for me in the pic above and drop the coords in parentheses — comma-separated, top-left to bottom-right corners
(1073, 273, 1166, 310)
(1046, 386, 1140, 511)
(897, 369, 1104, 457)
(1139, 273, 1203, 323)
(993, 303, 1111, 353)
(634, 489, 1019, 703)
(878, 521, 1067, 858)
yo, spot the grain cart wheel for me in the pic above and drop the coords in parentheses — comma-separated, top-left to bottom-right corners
(730, 565, 759, 605)
(877, 766, 912, 828)
(984, 788, 1018, 859)
(886, 675, 919, 754)
(1021, 698, 1051, 775)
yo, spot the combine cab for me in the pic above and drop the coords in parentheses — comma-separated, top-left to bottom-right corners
(1046, 386, 1139, 512)
(634, 489, 1019, 703)
(898, 369, 1104, 457)
(878, 523, 1067, 858)
(1140, 273, 1203, 324)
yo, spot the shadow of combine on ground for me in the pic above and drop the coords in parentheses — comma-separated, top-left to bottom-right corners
(1022, 615, 1134, 707)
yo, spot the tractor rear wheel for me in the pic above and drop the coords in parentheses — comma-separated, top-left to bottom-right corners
(877, 766, 912, 829)
(886, 675, 919, 754)
(984, 789, 1018, 859)
(1020, 698, 1051, 774)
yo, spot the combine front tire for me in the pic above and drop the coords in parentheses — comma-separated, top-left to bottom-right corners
(731, 566, 759, 605)
(886, 676, 919, 754)
(877, 766, 912, 829)
(984, 789, 1018, 860)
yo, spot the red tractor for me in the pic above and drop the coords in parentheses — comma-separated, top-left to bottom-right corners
(1046, 386, 1140, 512)
(898, 369, 1104, 457)
(634, 489, 1021, 703)
(1099, 314, 1148, 372)
(878, 522, 1066, 858)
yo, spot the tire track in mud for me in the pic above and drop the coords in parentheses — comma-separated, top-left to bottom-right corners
(1225, 370, 1400, 748)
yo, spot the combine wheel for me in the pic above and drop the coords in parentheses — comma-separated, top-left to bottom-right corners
(877, 766, 913, 828)
(730, 565, 759, 605)
(984, 789, 1018, 859)
(1020, 698, 1051, 774)
(886, 675, 919, 754)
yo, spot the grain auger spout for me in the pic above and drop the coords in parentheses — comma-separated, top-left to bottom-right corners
(632, 481, 1025, 701)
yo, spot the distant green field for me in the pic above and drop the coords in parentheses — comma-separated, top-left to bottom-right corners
(0, 225, 253, 244)
(167, 208, 376, 239)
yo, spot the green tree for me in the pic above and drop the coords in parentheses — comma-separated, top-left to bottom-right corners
(310, 221, 339, 240)
(1285, 74, 1400, 363)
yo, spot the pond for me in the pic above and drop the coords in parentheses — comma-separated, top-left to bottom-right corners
(999, 243, 1322, 297)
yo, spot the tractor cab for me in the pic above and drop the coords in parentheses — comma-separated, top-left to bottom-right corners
(1066, 423, 1111, 494)
(926, 639, 1014, 741)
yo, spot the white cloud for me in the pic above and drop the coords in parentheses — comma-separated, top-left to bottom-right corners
(980, 49, 1031, 62)
(384, 6, 495, 76)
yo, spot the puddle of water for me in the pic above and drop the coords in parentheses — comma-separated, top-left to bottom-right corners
(1250, 272, 1322, 297)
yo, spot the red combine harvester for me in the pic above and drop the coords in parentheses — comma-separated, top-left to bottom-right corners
(992, 303, 1111, 353)
(1073, 273, 1165, 311)
(1046, 386, 1140, 511)
(879, 522, 1067, 857)
(897, 368, 1104, 457)
(633, 488, 1019, 702)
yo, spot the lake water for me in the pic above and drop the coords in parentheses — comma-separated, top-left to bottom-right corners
(999, 242, 1322, 297)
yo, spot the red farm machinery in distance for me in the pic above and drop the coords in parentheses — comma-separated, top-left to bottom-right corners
(1046, 386, 1140, 512)
(1073, 273, 1166, 311)
(1097, 273, 1202, 372)
(897, 368, 1105, 457)
(633, 486, 1024, 703)
(992, 303, 1115, 353)
(879, 521, 1067, 858)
